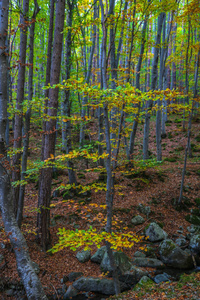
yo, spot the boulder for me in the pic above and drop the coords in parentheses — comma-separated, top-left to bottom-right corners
(131, 215, 145, 225)
(63, 285, 78, 300)
(100, 251, 132, 274)
(132, 257, 165, 269)
(119, 265, 148, 288)
(189, 234, 200, 254)
(91, 246, 107, 263)
(159, 239, 194, 269)
(154, 273, 171, 284)
(73, 277, 127, 295)
(145, 222, 168, 242)
(133, 276, 154, 291)
(175, 238, 187, 248)
(133, 251, 146, 258)
(67, 272, 84, 282)
(76, 250, 91, 263)
(137, 204, 151, 217)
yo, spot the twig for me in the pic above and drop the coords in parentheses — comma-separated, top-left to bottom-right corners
(50, 283, 59, 299)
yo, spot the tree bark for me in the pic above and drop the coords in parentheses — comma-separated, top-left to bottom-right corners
(12, 0, 29, 216)
(37, 0, 65, 251)
(17, 0, 40, 228)
(143, 12, 165, 160)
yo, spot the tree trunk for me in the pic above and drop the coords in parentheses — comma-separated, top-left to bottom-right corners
(143, 12, 165, 160)
(41, 0, 55, 161)
(17, 0, 40, 228)
(0, 2, 47, 298)
(12, 0, 29, 216)
(37, 0, 65, 251)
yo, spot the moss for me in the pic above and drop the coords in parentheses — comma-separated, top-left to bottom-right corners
(161, 240, 176, 257)
(185, 214, 200, 226)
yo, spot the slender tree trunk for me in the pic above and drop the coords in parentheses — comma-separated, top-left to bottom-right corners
(0, 2, 47, 298)
(41, 0, 55, 161)
(12, 0, 29, 216)
(79, 1, 97, 146)
(143, 12, 165, 160)
(99, 0, 120, 294)
(62, 0, 77, 185)
(128, 15, 148, 161)
(17, 0, 40, 228)
(37, 0, 65, 251)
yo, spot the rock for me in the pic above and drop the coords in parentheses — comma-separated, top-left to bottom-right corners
(189, 234, 200, 254)
(175, 238, 187, 248)
(187, 225, 200, 234)
(76, 250, 91, 263)
(144, 246, 157, 258)
(133, 251, 146, 258)
(131, 215, 145, 225)
(73, 277, 127, 295)
(154, 273, 171, 284)
(91, 246, 107, 263)
(67, 272, 84, 282)
(133, 276, 154, 291)
(132, 257, 165, 269)
(159, 239, 194, 269)
(61, 275, 69, 284)
(137, 204, 151, 217)
(63, 285, 78, 300)
(100, 251, 132, 274)
(119, 265, 148, 288)
(145, 222, 168, 242)
(138, 276, 154, 285)
(31, 261, 40, 274)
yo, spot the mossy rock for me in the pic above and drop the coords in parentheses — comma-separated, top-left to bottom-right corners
(159, 240, 176, 257)
(185, 214, 200, 226)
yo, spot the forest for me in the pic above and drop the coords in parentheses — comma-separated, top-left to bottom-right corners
(0, 0, 200, 299)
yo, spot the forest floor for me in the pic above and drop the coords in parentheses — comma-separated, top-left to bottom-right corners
(0, 113, 200, 299)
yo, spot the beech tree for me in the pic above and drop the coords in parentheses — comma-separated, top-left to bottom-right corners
(0, 1, 47, 298)
(37, 0, 66, 250)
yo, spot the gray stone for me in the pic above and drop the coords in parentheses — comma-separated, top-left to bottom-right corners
(189, 234, 200, 254)
(138, 276, 153, 285)
(133, 251, 146, 258)
(68, 272, 84, 282)
(132, 257, 165, 269)
(0, 242, 6, 249)
(131, 215, 145, 225)
(175, 238, 187, 248)
(154, 273, 171, 284)
(63, 285, 78, 300)
(76, 250, 91, 263)
(145, 222, 168, 242)
(100, 251, 132, 274)
(31, 261, 40, 274)
(137, 204, 151, 217)
(159, 239, 193, 269)
(119, 265, 148, 287)
(73, 277, 127, 295)
(91, 246, 107, 263)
